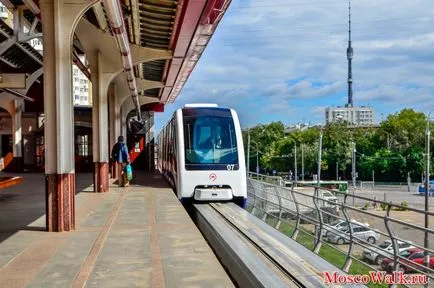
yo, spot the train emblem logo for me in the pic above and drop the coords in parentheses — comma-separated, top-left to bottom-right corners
(209, 173, 217, 181)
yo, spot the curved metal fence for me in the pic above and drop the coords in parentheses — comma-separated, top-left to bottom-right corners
(246, 173, 434, 287)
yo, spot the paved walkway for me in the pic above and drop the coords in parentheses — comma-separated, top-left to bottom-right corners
(0, 172, 233, 288)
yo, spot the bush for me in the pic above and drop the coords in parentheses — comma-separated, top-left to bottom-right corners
(400, 201, 409, 211)
(380, 202, 387, 211)
(362, 202, 371, 210)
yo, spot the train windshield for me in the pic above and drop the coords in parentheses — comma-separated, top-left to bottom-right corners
(183, 108, 239, 170)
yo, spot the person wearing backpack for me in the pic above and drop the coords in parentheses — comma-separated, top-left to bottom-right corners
(111, 136, 130, 187)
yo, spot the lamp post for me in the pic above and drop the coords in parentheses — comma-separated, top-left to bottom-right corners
(301, 143, 305, 181)
(317, 126, 323, 185)
(294, 143, 297, 183)
(247, 128, 250, 176)
(255, 142, 259, 174)
(424, 110, 433, 276)
(351, 141, 357, 188)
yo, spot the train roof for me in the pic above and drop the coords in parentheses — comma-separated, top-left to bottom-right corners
(184, 103, 218, 108)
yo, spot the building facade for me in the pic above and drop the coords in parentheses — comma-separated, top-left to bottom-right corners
(0, 3, 11, 24)
(73, 56, 92, 106)
(29, 38, 43, 54)
(284, 123, 311, 134)
(325, 106, 375, 126)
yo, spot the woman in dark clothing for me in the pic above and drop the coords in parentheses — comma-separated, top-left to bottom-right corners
(111, 136, 130, 187)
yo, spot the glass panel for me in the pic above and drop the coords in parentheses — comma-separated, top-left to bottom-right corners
(183, 113, 238, 165)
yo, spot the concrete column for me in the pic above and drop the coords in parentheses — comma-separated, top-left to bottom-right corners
(121, 105, 127, 140)
(108, 83, 115, 178)
(40, 0, 94, 232)
(91, 51, 112, 192)
(108, 83, 120, 179)
(11, 99, 23, 172)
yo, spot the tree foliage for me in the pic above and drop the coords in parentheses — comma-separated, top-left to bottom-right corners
(244, 109, 434, 182)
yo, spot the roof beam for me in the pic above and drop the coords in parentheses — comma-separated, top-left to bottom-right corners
(92, 2, 108, 31)
(131, 0, 140, 45)
(0, 56, 17, 67)
(72, 50, 91, 80)
(16, 43, 42, 64)
(130, 0, 142, 79)
(0, 88, 34, 102)
(0, 73, 26, 89)
(0, 0, 14, 10)
(0, 37, 15, 55)
(0, 17, 42, 65)
(22, 0, 40, 16)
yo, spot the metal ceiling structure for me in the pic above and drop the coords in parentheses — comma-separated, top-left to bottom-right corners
(0, 0, 231, 107)
(82, 0, 232, 105)
(0, 18, 42, 73)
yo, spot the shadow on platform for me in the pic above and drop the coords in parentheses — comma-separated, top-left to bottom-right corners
(130, 171, 172, 189)
(0, 172, 93, 244)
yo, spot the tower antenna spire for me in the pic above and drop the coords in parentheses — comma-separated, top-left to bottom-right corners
(346, 0, 353, 107)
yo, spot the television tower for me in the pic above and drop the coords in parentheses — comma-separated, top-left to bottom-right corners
(346, 0, 353, 107)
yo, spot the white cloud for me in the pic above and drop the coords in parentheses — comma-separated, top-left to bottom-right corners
(156, 0, 434, 129)
(264, 80, 344, 99)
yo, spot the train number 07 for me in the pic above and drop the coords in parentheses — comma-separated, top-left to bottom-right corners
(226, 164, 235, 171)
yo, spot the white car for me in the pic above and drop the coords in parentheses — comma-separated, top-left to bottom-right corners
(327, 224, 380, 245)
(363, 240, 415, 265)
(320, 190, 340, 211)
(317, 219, 368, 238)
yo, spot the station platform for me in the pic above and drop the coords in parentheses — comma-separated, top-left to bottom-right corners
(0, 172, 233, 288)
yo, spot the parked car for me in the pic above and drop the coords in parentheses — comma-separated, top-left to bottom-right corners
(320, 190, 340, 211)
(363, 240, 415, 265)
(418, 180, 434, 196)
(380, 248, 423, 272)
(327, 224, 380, 245)
(317, 219, 368, 238)
(397, 251, 434, 273)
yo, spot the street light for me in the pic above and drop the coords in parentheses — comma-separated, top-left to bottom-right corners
(352, 141, 357, 188)
(294, 143, 297, 183)
(301, 143, 305, 181)
(317, 126, 323, 185)
(246, 128, 261, 175)
(247, 128, 250, 175)
(255, 142, 259, 174)
(424, 109, 433, 275)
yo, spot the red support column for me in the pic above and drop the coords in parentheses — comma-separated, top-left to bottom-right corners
(94, 162, 109, 192)
(46, 173, 75, 232)
(110, 160, 119, 179)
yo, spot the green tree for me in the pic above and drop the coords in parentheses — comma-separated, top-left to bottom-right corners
(359, 149, 406, 181)
(380, 109, 426, 150)
(322, 123, 352, 179)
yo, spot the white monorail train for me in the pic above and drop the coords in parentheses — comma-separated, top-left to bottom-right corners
(157, 103, 247, 208)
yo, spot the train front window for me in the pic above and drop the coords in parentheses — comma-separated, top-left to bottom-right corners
(183, 110, 238, 170)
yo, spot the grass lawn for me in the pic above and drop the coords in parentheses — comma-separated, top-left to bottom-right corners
(274, 219, 390, 288)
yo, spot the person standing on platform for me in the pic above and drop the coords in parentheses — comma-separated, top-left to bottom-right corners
(111, 136, 130, 187)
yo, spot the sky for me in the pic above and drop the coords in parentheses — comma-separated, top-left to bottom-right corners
(154, 0, 434, 133)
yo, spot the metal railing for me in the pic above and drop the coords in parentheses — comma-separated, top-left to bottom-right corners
(246, 173, 434, 287)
